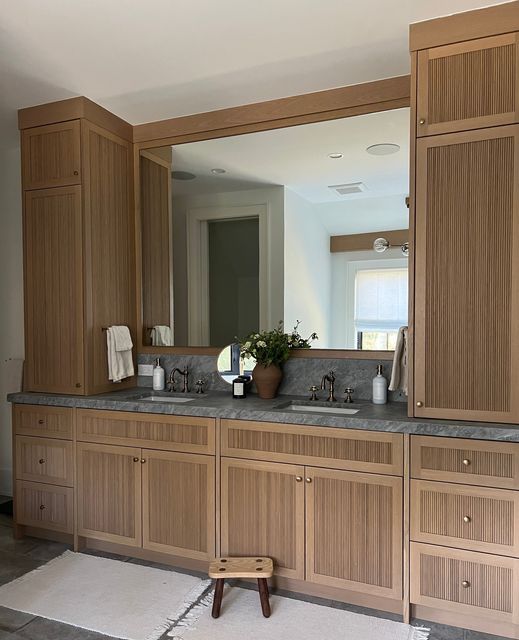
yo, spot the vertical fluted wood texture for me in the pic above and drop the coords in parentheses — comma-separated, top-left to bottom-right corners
(424, 135, 514, 411)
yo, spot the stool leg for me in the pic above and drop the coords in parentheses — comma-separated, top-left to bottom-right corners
(258, 578, 271, 618)
(212, 579, 224, 618)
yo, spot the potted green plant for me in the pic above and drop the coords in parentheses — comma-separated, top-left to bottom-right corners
(240, 322, 318, 399)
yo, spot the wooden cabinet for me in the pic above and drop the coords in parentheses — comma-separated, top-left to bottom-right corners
(306, 467, 402, 599)
(22, 121, 81, 189)
(76, 442, 142, 547)
(16, 480, 73, 533)
(13, 404, 73, 440)
(413, 125, 519, 422)
(220, 458, 305, 579)
(142, 449, 215, 560)
(20, 112, 135, 395)
(24, 186, 85, 393)
(16, 436, 73, 487)
(417, 34, 519, 136)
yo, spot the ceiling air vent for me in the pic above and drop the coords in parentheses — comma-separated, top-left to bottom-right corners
(329, 182, 367, 196)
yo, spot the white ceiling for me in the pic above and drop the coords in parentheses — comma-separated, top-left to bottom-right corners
(171, 108, 410, 202)
(0, 0, 508, 149)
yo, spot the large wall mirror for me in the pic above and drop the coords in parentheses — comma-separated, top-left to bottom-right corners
(139, 107, 409, 351)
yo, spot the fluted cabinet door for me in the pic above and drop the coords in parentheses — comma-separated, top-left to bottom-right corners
(306, 467, 403, 600)
(24, 186, 84, 394)
(220, 458, 305, 579)
(414, 125, 519, 422)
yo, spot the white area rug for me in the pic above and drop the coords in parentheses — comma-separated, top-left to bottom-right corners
(0, 550, 211, 640)
(169, 585, 430, 640)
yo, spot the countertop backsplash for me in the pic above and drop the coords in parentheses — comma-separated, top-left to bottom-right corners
(137, 353, 406, 403)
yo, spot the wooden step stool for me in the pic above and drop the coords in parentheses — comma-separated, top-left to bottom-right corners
(209, 557, 274, 619)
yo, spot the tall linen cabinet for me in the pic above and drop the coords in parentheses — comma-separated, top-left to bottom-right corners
(19, 100, 137, 395)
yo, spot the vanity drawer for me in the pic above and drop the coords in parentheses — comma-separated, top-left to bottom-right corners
(15, 436, 74, 487)
(221, 419, 403, 475)
(77, 409, 215, 455)
(16, 480, 73, 533)
(410, 542, 519, 625)
(13, 404, 73, 440)
(411, 436, 519, 489)
(411, 480, 519, 556)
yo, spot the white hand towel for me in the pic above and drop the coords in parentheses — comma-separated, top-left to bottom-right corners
(389, 326, 408, 395)
(151, 325, 173, 347)
(106, 326, 134, 383)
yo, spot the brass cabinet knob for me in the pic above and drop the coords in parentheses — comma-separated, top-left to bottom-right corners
(39, 504, 46, 510)
(305, 477, 312, 483)
(462, 458, 471, 466)
(39, 458, 45, 464)
(75, 382, 82, 388)
(461, 580, 471, 588)
(419, 118, 426, 125)
(140, 458, 146, 464)
(463, 515, 471, 523)
(38, 419, 44, 424)
(295, 476, 303, 482)
(133, 457, 139, 462)
(416, 401, 423, 408)
(73, 170, 79, 176)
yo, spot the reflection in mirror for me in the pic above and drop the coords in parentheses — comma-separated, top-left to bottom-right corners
(140, 107, 409, 350)
(217, 343, 256, 384)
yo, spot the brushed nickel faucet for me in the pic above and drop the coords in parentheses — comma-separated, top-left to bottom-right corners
(168, 366, 189, 393)
(320, 370, 336, 402)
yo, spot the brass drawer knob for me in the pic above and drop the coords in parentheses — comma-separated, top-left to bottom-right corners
(295, 476, 303, 483)
(305, 477, 312, 483)
(39, 458, 45, 464)
(38, 419, 44, 425)
(462, 458, 471, 466)
(463, 515, 471, 523)
(461, 580, 471, 588)
(419, 118, 426, 125)
(73, 170, 79, 176)
(416, 401, 423, 408)
(133, 457, 139, 462)
(39, 504, 46, 510)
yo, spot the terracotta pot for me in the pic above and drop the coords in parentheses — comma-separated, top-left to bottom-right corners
(252, 363, 283, 399)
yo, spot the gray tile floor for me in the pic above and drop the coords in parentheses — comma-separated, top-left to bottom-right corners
(0, 496, 510, 640)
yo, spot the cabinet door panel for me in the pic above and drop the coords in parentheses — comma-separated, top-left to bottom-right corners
(221, 458, 305, 579)
(417, 33, 519, 136)
(22, 121, 81, 189)
(414, 125, 519, 422)
(142, 449, 215, 560)
(77, 442, 141, 546)
(24, 186, 84, 394)
(306, 467, 402, 600)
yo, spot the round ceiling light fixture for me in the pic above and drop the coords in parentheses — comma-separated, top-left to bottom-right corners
(171, 170, 196, 181)
(328, 152, 343, 159)
(211, 168, 226, 174)
(366, 143, 400, 156)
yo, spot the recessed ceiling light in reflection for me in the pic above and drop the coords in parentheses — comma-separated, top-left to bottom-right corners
(211, 168, 226, 174)
(328, 153, 343, 159)
(366, 143, 400, 156)
(171, 170, 196, 180)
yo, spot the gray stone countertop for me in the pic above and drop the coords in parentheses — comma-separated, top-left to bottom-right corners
(7, 388, 519, 441)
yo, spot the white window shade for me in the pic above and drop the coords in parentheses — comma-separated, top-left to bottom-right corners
(354, 268, 408, 332)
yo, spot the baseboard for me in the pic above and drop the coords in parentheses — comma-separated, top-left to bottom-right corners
(0, 467, 12, 497)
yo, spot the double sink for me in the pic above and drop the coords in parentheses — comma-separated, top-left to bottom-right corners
(130, 391, 359, 416)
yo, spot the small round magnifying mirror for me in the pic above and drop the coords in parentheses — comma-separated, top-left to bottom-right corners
(217, 343, 256, 384)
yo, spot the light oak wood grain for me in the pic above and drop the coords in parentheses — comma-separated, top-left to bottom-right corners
(15, 436, 73, 487)
(16, 480, 73, 533)
(13, 404, 73, 440)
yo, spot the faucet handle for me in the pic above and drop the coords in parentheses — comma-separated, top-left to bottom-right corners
(195, 379, 205, 394)
(309, 385, 319, 401)
(344, 387, 355, 403)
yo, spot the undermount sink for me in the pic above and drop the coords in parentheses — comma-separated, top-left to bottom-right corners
(131, 393, 196, 404)
(277, 401, 359, 416)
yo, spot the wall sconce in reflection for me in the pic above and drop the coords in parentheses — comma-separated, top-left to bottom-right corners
(373, 237, 409, 257)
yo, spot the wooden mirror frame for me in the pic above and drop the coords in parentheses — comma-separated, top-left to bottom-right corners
(134, 74, 411, 358)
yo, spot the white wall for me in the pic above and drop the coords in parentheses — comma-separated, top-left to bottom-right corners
(172, 186, 285, 345)
(284, 189, 331, 347)
(0, 143, 24, 496)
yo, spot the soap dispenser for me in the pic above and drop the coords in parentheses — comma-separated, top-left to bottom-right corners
(153, 358, 165, 391)
(372, 364, 387, 405)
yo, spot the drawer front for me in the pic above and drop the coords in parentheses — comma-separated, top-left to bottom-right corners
(411, 542, 519, 624)
(221, 420, 403, 475)
(13, 404, 73, 440)
(411, 436, 519, 489)
(77, 409, 215, 454)
(411, 480, 519, 556)
(16, 480, 73, 533)
(15, 436, 74, 487)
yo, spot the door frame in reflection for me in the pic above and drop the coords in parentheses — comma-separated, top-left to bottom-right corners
(187, 204, 269, 345)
